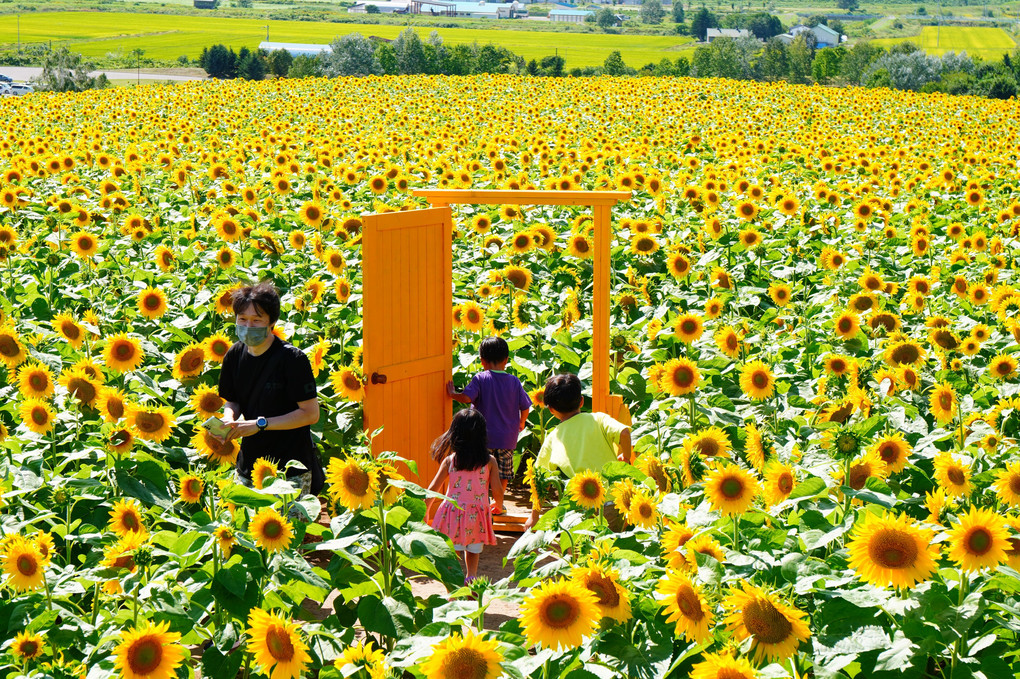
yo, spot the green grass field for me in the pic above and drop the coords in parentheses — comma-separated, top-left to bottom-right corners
(0, 11, 692, 68)
(873, 26, 1017, 60)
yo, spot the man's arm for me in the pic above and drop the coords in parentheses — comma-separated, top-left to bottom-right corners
(227, 397, 319, 440)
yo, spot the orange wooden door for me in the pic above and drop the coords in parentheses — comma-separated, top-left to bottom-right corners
(362, 207, 452, 485)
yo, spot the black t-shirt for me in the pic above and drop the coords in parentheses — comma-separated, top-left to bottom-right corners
(218, 337, 317, 479)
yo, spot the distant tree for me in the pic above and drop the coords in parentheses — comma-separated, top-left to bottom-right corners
(288, 54, 320, 78)
(836, 0, 858, 11)
(812, 45, 845, 82)
(675, 54, 691, 76)
(863, 50, 942, 90)
(322, 33, 382, 77)
(828, 19, 846, 37)
(442, 44, 476, 75)
(375, 42, 397, 74)
(268, 49, 293, 77)
(477, 44, 522, 73)
(641, 0, 666, 24)
(393, 27, 426, 74)
(365, 4, 381, 12)
(691, 45, 713, 75)
(840, 40, 884, 83)
(984, 74, 1016, 99)
(745, 12, 783, 39)
(672, 0, 685, 23)
(527, 59, 539, 75)
(596, 7, 618, 30)
(540, 54, 565, 76)
(237, 50, 266, 80)
(424, 31, 447, 74)
(34, 47, 100, 92)
(917, 5, 927, 14)
(653, 57, 676, 75)
(707, 37, 742, 79)
(937, 70, 976, 94)
(691, 7, 719, 41)
(200, 44, 237, 79)
(604, 50, 627, 75)
(758, 37, 789, 80)
(889, 41, 920, 55)
(787, 34, 813, 83)
(234, 0, 252, 6)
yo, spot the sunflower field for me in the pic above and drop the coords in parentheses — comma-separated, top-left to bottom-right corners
(1, 75, 1020, 679)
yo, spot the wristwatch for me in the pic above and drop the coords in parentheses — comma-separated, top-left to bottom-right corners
(256, 416, 268, 432)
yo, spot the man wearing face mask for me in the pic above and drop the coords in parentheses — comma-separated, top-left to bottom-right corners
(218, 281, 323, 498)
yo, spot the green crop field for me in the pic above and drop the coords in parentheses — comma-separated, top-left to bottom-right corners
(873, 26, 1017, 60)
(0, 11, 693, 68)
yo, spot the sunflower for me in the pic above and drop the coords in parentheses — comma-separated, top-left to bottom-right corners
(520, 577, 600, 650)
(96, 385, 128, 422)
(933, 452, 971, 497)
(566, 234, 592, 259)
(869, 433, 910, 474)
(172, 344, 205, 380)
(190, 384, 224, 419)
(659, 357, 700, 396)
(690, 652, 757, 679)
(509, 230, 534, 254)
(19, 398, 54, 435)
(992, 462, 1020, 507)
(246, 608, 310, 679)
(70, 230, 98, 258)
(715, 325, 742, 358)
(739, 360, 775, 401)
(503, 265, 532, 291)
(109, 499, 146, 538)
(567, 470, 605, 510)
(0, 325, 27, 369)
(460, 301, 485, 333)
(127, 404, 175, 442)
(136, 287, 168, 320)
(833, 309, 860, 340)
(630, 234, 659, 255)
(705, 463, 760, 516)
(325, 458, 379, 511)
(667, 252, 691, 278)
(177, 474, 204, 504)
(767, 282, 792, 307)
(627, 491, 659, 529)
(214, 525, 238, 559)
(684, 426, 731, 459)
(113, 621, 186, 679)
(1, 537, 46, 591)
(822, 354, 854, 377)
(109, 429, 135, 455)
(928, 382, 957, 425)
(216, 246, 236, 269)
(104, 333, 144, 372)
(51, 313, 85, 349)
(17, 362, 54, 399)
(777, 196, 800, 216)
(12, 630, 44, 661)
(762, 460, 795, 506)
(192, 429, 239, 466)
(988, 354, 1018, 380)
(723, 581, 811, 663)
(656, 570, 714, 642)
(250, 507, 294, 553)
(252, 458, 279, 490)
(420, 630, 502, 679)
(298, 201, 325, 229)
(847, 511, 938, 590)
(660, 522, 696, 570)
(335, 641, 386, 679)
(59, 369, 100, 408)
(330, 367, 364, 402)
(947, 507, 1011, 572)
(674, 313, 704, 344)
(572, 565, 632, 623)
(154, 245, 176, 272)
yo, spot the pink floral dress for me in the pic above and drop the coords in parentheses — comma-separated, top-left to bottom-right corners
(432, 462, 496, 548)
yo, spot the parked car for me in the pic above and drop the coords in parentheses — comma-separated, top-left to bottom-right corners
(10, 83, 34, 95)
(0, 74, 12, 83)
(0, 83, 12, 97)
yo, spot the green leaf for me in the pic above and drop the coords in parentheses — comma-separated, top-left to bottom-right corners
(873, 630, 917, 672)
(220, 483, 277, 508)
(357, 594, 414, 640)
(214, 562, 249, 598)
(115, 469, 171, 508)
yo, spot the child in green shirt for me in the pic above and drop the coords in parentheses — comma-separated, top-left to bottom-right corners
(525, 373, 631, 529)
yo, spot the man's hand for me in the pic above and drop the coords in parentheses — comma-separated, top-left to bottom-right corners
(227, 419, 259, 440)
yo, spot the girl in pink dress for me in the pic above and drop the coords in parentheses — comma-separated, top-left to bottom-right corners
(427, 409, 503, 584)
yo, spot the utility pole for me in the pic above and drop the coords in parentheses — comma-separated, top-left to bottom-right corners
(17, 14, 20, 52)
(265, 25, 269, 41)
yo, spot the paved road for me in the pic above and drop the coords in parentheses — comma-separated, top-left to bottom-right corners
(0, 66, 205, 83)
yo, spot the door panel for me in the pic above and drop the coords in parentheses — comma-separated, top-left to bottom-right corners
(362, 207, 452, 485)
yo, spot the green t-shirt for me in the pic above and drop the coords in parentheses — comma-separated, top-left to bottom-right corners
(536, 412, 628, 478)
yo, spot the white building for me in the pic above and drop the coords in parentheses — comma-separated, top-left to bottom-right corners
(548, 8, 592, 23)
(350, 0, 527, 16)
(258, 41, 331, 57)
(777, 24, 842, 48)
(705, 28, 752, 42)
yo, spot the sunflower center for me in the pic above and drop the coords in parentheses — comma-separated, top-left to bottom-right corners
(128, 638, 163, 674)
(676, 585, 704, 621)
(695, 438, 719, 457)
(575, 240, 590, 253)
(1009, 476, 1020, 495)
(752, 371, 768, 389)
(967, 528, 992, 555)
(681, 320, 697, 334)
(0, 336, 17, 356)
(849, 464, 870, 490)
(20, 640, 39, 657)
(466, 310, 481, 324)
(997, 362, 1012, 376)
(441, 648, 489, 679)
(721, 477, 744, 499)
(200, 394, 223, 412)
(542, 595, 580, 628)
(831, 359, 846, 373)
(266, 625, 295, 661)
(580, 479, 601, 500)
(342, 467, 371, 496)
(742, 597, 793, 645)
(61, 321, 81, 340)
(838, 318, 853, 333)
(585, 574, 621, 608)
(181, 350, 203, 371)
(869, 528, 918, 568)
(939, 393, 953, 411)
(144, 295, 161, 310)
(878, 444, 898, 464)
(263, 519, 283, 539)
(777, 473, 793, 494)
(68, 378, 96, 404)
(674, 367, 694, 387)
(135, 412, 165, 433)
(114, 343, 136, 360)
(31, 407, 48, 425)
(947, 467, 966, 486)
(29, 374, 47, 391)
(16, 554, 37, 576)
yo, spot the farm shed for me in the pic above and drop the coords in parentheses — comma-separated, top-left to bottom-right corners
(706, 28, 752, 42)
(549, 8, 592, 23)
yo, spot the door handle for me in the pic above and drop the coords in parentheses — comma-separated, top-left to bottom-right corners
(371, 372, 387, 384)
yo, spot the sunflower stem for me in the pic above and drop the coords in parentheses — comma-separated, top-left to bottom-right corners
(687, 393, 696, 432)
(377, 501, 392, 598)
(732, 515, 739, 552)
(43, 569, 54, 613)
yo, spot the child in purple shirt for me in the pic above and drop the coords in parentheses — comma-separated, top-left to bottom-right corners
(448, 336, 531, 514)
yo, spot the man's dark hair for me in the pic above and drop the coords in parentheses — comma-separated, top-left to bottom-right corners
(232, 281, 281, 324)
(544, 373, 583, 413)
(479, 336, 509, 364)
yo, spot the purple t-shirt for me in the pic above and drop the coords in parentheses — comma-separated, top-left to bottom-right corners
(463, 370, 532, 450)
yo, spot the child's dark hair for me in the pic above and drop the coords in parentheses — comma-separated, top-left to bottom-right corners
(430, 409, 489, 471)
(544, 373, 583, 413)
(479, 336, 509, 365)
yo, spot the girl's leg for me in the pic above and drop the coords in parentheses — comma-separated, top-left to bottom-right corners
(465, 549, 481, 579)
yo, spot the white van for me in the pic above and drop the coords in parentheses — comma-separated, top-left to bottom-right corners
(10, 83, 34, 95)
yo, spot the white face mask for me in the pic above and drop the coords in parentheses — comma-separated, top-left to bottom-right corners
(236, 324, 270, 348)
